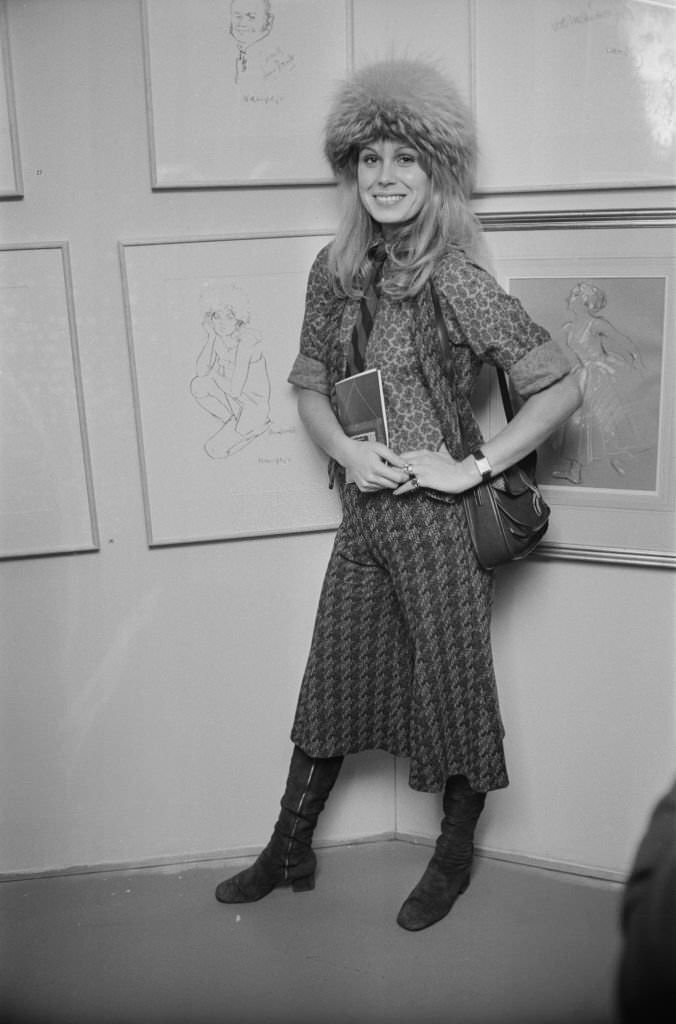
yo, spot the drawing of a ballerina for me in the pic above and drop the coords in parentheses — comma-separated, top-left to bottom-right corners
(550, 282, 652, 485)
(190, 282, 271, 459)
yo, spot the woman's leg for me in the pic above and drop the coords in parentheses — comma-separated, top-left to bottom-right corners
(215, 745, 343, 903)
(396, 774, 486, 931)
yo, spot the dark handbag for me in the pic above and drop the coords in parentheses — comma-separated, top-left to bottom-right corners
(430, 284, 550, 570)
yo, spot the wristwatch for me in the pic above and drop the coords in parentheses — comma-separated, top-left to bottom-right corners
(471, 448, 492, 483)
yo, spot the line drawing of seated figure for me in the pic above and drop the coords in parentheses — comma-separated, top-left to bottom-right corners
(190, 281, 271, 459)
(550, 281, 652, 485)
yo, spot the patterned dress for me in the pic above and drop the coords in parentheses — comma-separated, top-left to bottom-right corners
(287, 245, 572, 793)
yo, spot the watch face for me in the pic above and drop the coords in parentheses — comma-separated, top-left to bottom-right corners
(473, 451, 491, 481)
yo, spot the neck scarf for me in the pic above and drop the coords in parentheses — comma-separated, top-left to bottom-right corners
(347, 243, 387, 375)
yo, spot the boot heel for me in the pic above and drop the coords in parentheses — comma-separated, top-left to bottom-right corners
(292, 873, 315, 893)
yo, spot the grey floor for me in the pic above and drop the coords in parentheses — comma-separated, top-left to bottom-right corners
(2, 840, 624, 1024)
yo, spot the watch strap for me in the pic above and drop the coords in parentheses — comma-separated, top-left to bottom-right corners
(472, 448, 492, 483)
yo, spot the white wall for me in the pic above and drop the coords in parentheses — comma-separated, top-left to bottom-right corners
(396, 558, 676, 879)
(0, 0, 674, 878)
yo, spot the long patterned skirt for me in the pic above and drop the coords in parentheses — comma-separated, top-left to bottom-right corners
(291, 486, 509, 793)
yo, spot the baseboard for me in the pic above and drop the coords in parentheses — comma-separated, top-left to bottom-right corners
(0, 831, 625, 885)
(395, 831, 626, 884)
(0, 832, 397, 883)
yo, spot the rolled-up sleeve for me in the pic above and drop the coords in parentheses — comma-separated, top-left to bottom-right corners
(287, 352, 329, 395)
(287, 244, 339, 395)
(437, 253, 576, 397)
(508, 338, 576, 398)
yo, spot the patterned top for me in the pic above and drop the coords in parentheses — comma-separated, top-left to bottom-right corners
(288, 243, 573, 456)
(287, 244, 574, 792)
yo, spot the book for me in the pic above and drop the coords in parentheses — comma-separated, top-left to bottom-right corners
(334, 367, 389, 446)
(334, 368, 389, 483)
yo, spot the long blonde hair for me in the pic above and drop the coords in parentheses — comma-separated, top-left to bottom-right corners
(327, 158, 481, 300)
(323, 59, 481, 297)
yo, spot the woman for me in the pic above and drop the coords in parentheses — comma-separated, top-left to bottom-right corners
(215, 59, 581, 931)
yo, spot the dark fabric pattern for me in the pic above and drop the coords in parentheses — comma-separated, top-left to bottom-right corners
(291, 487, 508, 794)
(289, 244, 573, 461)
(348, 247, 387, 375)
(287, 243, 573, 794)
(369, 294, 445, 454)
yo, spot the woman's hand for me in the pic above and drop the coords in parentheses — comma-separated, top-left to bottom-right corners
(393, 372, 584, 497)
(296, 390, 410, 493)
(344, 440, 410, 493)
(393, 448, 477, 496)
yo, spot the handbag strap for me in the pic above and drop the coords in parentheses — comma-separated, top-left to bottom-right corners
(429, 280, 515, 424)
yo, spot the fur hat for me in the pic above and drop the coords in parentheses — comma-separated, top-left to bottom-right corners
(324, 58, 477, 196)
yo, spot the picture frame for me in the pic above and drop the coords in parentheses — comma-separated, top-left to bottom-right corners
(141, 0, 352, 189)
(0, 244, 99, 559)
(0, 0, 23, 198)
(119, 230, 342, 547)
(472, 0, 676, 194)
(480, 211, 676, 567)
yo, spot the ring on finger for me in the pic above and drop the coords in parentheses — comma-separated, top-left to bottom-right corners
(411, 476, 419, 490)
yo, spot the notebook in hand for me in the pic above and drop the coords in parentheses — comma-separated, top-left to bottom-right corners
(335, 367, 389, 446)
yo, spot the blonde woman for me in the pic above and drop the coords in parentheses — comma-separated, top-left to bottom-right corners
(215, 59, 581, 931)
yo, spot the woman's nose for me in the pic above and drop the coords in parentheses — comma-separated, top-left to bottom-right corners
(378, 158, 396, 183)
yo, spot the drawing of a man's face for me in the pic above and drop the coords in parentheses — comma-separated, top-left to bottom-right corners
(229, 0, 274, 48)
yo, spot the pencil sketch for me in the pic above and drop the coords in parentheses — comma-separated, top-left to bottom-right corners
(620, 0, 676, 150)
(228, 0, 295, 86)
(143, 0, 348, 186)
(546, 281, 657, 487)
(190, 280, 271, 459)
(0, 245, 97, 556)
(473, 0, 675, 191)
(122, 233, 342, 544)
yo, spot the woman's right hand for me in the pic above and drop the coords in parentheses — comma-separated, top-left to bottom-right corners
(342, 440, 410, 492)
(296, 389, 408, 491)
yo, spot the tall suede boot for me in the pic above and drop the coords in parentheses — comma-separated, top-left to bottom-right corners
(397, 774, 486, 931)
(215, 746, 343, 904)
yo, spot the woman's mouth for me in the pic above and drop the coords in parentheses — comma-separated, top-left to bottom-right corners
(373, 194, 406, 205)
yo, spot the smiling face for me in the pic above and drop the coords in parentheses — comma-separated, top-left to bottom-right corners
(229, 0, 272, 47)
(357, 139, 431, 236)
(210, 306, 238, 337)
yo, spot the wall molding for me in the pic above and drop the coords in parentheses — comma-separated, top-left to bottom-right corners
(0, 833, 624, 886)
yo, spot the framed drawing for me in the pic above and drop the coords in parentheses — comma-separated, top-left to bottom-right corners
(0, 244, 99, 558)
(142, 0, 352, 188)
(120, 230, 342, 546)
(481, 213, 675, 567)
(0, 0, 23, 198)
(472, 0, 676, 193)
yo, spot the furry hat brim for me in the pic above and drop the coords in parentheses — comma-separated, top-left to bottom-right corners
(324, 59, 477, 196)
